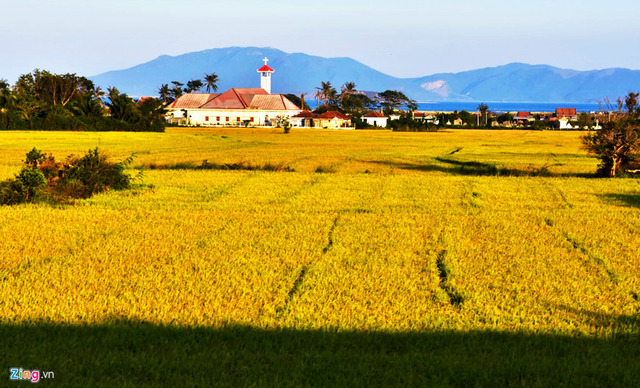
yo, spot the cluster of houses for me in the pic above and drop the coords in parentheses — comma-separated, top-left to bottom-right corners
(164, 57, 390, 129)
(162, 57, 590, 130)
(512, 108, 589, 129)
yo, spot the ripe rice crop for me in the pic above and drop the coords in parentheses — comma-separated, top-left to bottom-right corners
(1, 127, 639, 384)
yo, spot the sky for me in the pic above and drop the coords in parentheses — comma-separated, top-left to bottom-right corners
(2, 0, 639, 83)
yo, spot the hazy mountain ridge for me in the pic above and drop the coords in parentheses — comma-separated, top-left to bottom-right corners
(90, 47, 640, 103)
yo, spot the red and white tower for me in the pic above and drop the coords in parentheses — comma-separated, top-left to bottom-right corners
(257, 57, 275, 94)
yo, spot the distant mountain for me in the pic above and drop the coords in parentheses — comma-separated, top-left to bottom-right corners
(90, 47, 640, 103)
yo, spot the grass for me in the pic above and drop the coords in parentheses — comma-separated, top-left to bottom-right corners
(1, 127, 639, 385)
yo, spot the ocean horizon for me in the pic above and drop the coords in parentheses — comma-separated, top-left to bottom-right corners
(305, 101, 603, 113)
(415, 101, 602, 113)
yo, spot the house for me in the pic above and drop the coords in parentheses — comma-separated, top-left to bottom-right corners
(556, 108, 577, 120)
(513, 111, 533, 125)
(164, 58, 301, 126)
(315, 111, 352, 129)
(362, 111, 388, 127)
(413, 112, 437, 124)
(291, 111, 316, 127)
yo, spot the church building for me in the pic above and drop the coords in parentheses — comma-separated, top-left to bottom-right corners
(165, 58, 301, 126)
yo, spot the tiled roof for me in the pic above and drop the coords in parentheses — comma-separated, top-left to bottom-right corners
(316, 111, 351, 120)
(249, 95, 300, 110)
(292, 111, 315, 118)
(556, 108, 577, 116)
(516, 111, 531, 117)
(166, 89, 300, 111)
(364, 111, 385, 118)
(137, 96, 156, 104)
(200, 88, 268, 109)
(257, 65, 275, 72)
(167, 93, 219, 109)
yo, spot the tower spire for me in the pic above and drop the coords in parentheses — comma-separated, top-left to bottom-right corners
(257, 57, 275, 94)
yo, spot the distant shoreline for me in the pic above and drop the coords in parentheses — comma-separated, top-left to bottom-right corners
(415, 101, 601, 113)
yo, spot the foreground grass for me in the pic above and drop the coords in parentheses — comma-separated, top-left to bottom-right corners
(1, 127, 639, 385)
(2, 321, 639, 387)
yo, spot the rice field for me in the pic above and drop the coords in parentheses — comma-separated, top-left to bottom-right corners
(1, 127, 639, 385)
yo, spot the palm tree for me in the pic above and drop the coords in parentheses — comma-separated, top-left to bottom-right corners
(314, 86, 324, 108)
(299, 93, 311, 111)
(204, 73, 219, 93)
(315, 81, 337, 107)
(157, 84, 171, 103)
(340, 82, 357, 104)
(186, 79, 203, 93)
(477, 103, 489, 126)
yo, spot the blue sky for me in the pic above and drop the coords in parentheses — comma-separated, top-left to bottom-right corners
(2, 0, 639, 83)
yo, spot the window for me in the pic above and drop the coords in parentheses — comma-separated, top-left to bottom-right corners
(205, 116, 209, 121)
(250, 117, 254, 122)
(216, 116, 220, 121)
(225, 117, 229, 122)
(237, 117, 240, 122)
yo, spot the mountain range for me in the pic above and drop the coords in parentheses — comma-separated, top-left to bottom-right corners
(90, 47, 640, 103)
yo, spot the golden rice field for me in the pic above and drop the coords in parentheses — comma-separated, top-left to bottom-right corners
(1, 127, 639, 385)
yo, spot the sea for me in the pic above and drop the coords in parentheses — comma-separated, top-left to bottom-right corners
(305, 101, 602, 113)
(415, 102, 601, 113)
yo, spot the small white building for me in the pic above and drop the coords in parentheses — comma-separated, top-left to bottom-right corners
(362, 111, 388, 127)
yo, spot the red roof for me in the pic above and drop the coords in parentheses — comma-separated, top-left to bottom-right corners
(316, 111, 351, 120)
(292, 111, 315, 118)
(257, 65, 275, 72)
(200, 88, 268, 109)
(556, 108, 577, 117)
(364, 111, 385, 118)
(516, 111, 531, 117)
(167, 93, 219, 109)
(249, 94, 300, 110)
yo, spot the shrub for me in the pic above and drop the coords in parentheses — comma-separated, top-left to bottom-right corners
(582, 118, 640, 177)
(0, 148, 135, 205)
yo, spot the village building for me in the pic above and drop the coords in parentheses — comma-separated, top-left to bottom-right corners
(315, 111, 352, 129)
(555, 107, 578, 129)
(362, 111, 388, 127)
(290, 111, 316, 127)
(165, 58, 301, 126)
(513, 111, 534, 126)
(555, 108, 577, 120)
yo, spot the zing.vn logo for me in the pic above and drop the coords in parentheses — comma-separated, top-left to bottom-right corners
(9, 368, 55, 383)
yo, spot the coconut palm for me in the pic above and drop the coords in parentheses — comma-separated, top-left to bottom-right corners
(477, 103, 489, 126)
(340, 82, 357, 103)
(157, 84, 171, 103)
(315, 81, 337, 107)
(204, 73, 219, 93)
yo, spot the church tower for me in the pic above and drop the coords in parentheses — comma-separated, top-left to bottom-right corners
(257, 57, 275, 94)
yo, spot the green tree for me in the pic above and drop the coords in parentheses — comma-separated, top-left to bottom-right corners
(624, 92, 639, 117)
(477, 103, 489, 126)
(340, 82, 357, 106)
(582, 118, 640, 176)
(170, 81, 184, 100)
(106, 87, 136, 121)
(315, 81, 337, 107)
(158, 84, 171, 103)
(204, 73, 219, 93)
(378, 90, 417, 114)
(186, 79, 204, 93)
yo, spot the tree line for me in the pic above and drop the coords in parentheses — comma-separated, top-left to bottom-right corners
(0, 70, 165, 132)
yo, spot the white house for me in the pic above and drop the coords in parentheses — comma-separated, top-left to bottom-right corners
(362, 111, 388, 127)
(165, 58, 301, 126)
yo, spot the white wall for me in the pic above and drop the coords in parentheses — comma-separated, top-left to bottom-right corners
(363, 117, 388, 128)
(167, 108, 301, 126)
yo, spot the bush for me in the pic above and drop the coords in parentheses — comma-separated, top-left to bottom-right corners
(0, 148, 135, 205)
(582, 118, 640, 177)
